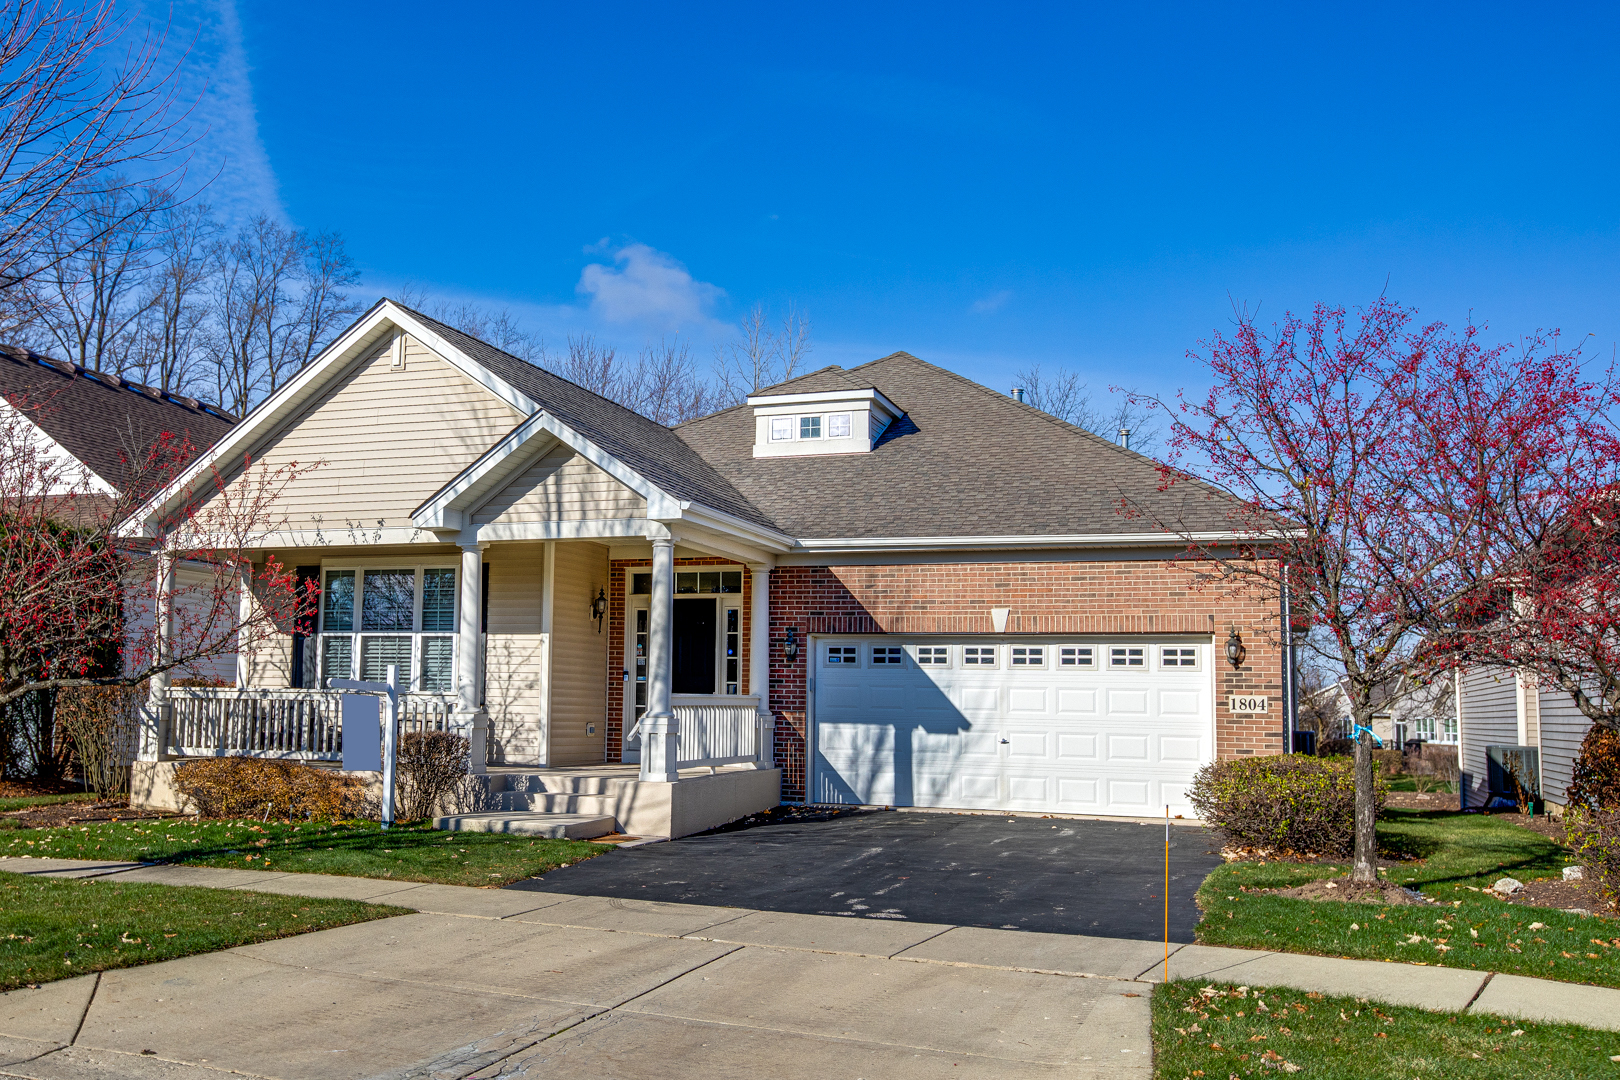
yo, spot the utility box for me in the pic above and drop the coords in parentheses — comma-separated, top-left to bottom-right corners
(1291, 730, 1317, 756)
(1485, 744, 1540, 813)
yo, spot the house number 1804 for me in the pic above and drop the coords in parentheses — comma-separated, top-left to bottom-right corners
(1229, 695, 1269, 714)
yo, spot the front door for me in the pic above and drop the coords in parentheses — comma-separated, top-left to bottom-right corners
(672, 598, 717, 694)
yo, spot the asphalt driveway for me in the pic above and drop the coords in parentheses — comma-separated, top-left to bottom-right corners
(510, 810, 1222, 942)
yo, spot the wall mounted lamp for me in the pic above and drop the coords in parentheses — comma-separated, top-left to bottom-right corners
(783, 626, 799, 663)
(591, 588, 607, 633)
(1225, 629, 1247, 669)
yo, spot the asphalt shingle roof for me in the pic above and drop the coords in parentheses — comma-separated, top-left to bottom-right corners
(676, 352, 1244, 540)
(397, 304, 777, 532)
(0, 345, 235, 494)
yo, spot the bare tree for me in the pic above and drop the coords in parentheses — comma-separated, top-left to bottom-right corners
(1014, 362, 1160, 452)
(715, 303, 811, 402)
(558, 334, 618, 397)
(625, 338, 719, 424)
(0, 2, 188, 294)
(128, 200, 219, 394)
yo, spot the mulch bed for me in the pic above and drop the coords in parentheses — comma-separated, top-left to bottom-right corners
(0, 780, 86, 799)
(1, 800, 173, 829)
(1494, 876, 1618, 916)
(1259, 877, 1430, 905)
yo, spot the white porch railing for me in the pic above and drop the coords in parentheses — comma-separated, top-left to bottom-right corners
(166, 688, 457, 760)
(672, 694, 763, 769)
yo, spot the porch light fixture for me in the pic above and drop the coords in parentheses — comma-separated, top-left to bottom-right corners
(591, 588, 607, 632)
(1225, 629, 1247, 669)
(783, 627, 799, 663)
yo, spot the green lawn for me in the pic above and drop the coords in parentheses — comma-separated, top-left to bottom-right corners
(1, 819, 608, 887)
(0, 872, 403, 991)
(1198, 809, 1620, 986)
(1153, 979, 1620, 1079)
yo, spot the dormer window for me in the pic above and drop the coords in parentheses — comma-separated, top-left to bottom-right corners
(770, 417, 793, 441)
(748, 386, 903, 458)
(799, 416, 821, 439)
(827, 413, 851, 439)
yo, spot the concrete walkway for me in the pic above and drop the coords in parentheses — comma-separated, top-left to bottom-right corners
(0, 858, 1611, 1079)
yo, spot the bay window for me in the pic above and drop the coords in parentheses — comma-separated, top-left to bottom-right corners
(319, 565, 458, 692)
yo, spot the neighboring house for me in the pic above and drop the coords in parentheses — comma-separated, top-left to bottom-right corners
(122, 298, 1288, 837)
(1455, 668, 1591, 812)
(0, 346, 239, 684)
(1305, 675, 1459, 749)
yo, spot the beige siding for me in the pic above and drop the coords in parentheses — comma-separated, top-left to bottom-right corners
(472, 444, 645, 525)
(486, 634, 546, 763)
(486, 543, 543, 635)
(218, 336, 524, 530)
(549, 542, 610, 765)
(1457, 667, 1521, 808)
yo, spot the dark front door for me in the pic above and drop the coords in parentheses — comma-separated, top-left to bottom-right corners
(672, 598, 716, 694)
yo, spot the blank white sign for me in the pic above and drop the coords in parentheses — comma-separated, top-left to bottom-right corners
(341, 693, 381, 772)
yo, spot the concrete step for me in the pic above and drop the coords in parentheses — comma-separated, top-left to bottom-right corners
(431, 812, 618, 839)
(489, 791, 620, 815)
(484, 773, 639, 796)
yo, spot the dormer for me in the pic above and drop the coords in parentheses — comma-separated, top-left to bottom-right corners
(747, 387, 903, 458)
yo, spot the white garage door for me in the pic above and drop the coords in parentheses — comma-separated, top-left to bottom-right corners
(812, 638, 1212, 817)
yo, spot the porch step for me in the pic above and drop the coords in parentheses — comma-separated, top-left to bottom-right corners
(431, 812, 618, 839)
(484, 772, 639, 796)
(484, 791, 622, 815)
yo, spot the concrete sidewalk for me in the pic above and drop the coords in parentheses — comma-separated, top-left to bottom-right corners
(0, 857, 1612, 1078)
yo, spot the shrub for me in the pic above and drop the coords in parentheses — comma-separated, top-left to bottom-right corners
(1567, 725, 1620, 812)
(1372, 746, 1404, 777)
(174, 757, 364, 820)
(1188, 754, 1386, 858)
(1566, 807, 1620, 905)
(55, 684, 143, 798)
(395, 731, 469, 820)
(1317, 738, 1354, 758)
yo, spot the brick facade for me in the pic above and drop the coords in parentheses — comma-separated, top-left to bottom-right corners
(604, 555, 1283, 803)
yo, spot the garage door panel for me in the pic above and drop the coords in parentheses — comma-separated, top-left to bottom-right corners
(814, 637, 1211, 817)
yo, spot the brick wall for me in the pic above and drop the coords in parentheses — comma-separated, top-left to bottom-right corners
(764, 560, 1284, 801)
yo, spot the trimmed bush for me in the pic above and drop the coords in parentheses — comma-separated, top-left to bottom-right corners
(396, 731, 469, 820)
(174, 758, 364, 820)
(1566, 808, 1620, 905)
(1318, 738, 1355, 758)
(1567, 724, 1620, 812)
(1188, 754, 1386, 858)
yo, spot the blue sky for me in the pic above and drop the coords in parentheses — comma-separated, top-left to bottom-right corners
(169, 2, 1620, 405)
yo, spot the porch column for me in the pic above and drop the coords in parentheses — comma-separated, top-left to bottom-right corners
(640, 536, 679, 782)
(749, 563, 773, 767)
(137, 551, 176, 761)
(234, 560, 254, 689)
(457, 543, 489, 773)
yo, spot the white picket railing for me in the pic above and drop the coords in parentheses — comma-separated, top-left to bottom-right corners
(672, 694, 763, 768)
(165, 688, 457, 760)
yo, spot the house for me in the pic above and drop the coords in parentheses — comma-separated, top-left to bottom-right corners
(120, 299, 1287, 838)
(0, 344, 239, 684)
(1303, 675, 1459, 749)
(1455, 668, 1590, 812)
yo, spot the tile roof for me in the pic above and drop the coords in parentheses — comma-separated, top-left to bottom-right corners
(0, 345, 235, 494)
(676, 351, 1246, 540)
(396, 304, 777, 532)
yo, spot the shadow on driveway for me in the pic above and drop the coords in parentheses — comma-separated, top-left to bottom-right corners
(508, 810, 1221, 942)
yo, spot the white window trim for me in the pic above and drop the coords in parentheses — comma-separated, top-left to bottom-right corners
(318, 560, 460, 694)
(827, 412, 853, 439)
(962, 644, 1000, 668)
(824, 643, 862, 668)
(1058, 645, 1098, 669)
(1107, 645, 1147, 670)
(870, 644, 906, 667)
(1158, 645, 1201, 671)
(912, 644, 952, 668)
(1009, 645, 1047, 669)
(799, 415, 823, 440)
(769, 416, 795, 442)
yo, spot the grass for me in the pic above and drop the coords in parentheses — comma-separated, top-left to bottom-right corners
(1384, 774, 1459, 795)
(1152, 979, 1620, 1079)
(1198, 809, 1620, 986)
(0, 872, 403, 992)
(1, 818, 608, 887)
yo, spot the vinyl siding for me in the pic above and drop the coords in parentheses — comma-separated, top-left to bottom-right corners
(218, 336, 524, 530)
(1536, 685, 1592, 807)
(1457, 667, 1521, 808)
(484, 543, 547, 762)
(548, 542, 610, 765)
(472, 442, 645, 525)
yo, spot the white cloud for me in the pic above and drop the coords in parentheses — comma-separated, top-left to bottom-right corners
(971, 289, 1013, 314)
(576, 243, 725, 331)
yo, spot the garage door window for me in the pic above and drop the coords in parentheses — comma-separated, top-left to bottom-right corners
(1109, 646, 1145, 669)
(827, 645, 859, 665)
(1010, 646, 1045, 667)
(1059, 646, 1095, 668)
(963, 646, 998, 667)
(1160, 646, 1199, 669)
(872, 646, 904, 665)
(915, 646, 949, 666)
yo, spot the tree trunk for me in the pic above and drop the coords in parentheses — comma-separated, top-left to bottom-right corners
(1352, 726, 1378, 883)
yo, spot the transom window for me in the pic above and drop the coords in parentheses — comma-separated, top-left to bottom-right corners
(1010, 646, 1045, 667)
(1109, 646, 1145, 669)
(916, 646, 949, 666)
(1059, 646, 1095, 668)
(319, 566, 457, 693)
(770, 417, 794, 441)
(872, 646, 904, 665)
(1160, 646, 1199, 669)
(827, 412, 852, 439)
(963, 646, 998, 667)
(827, 646, 859, 665)
(800, 416, 822, 439)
